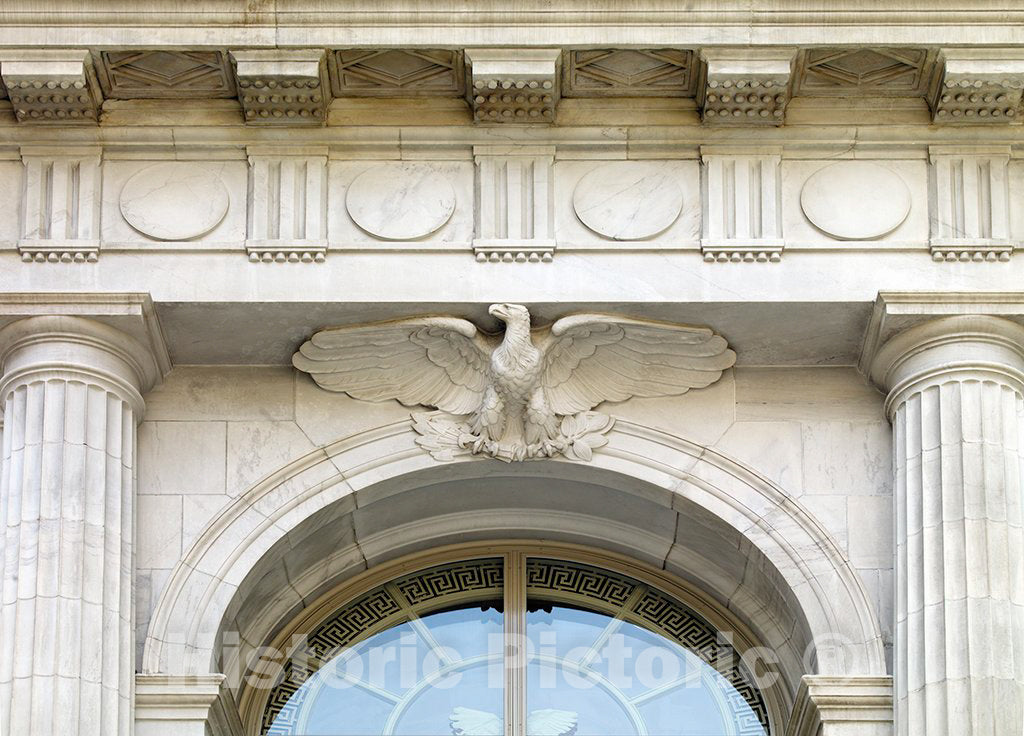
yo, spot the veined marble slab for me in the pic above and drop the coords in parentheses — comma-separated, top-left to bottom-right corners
(345, 162, 456, 241)
(119, 162, 230, 241)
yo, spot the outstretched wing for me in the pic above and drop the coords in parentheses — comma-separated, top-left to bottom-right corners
(541, 314, 736, 415)
(450, 707, 502, 736)
(293, 317, 492, 415)
(527, 709, 578, 736)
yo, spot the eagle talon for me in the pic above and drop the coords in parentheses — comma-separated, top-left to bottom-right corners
(541, 440, 563, 457)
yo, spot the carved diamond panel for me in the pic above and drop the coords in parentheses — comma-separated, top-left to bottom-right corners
(794, 47, 937, 96)
(563, 49, 699, 97)
(96, 50, 235, 98)
(329, 49, 465, 96)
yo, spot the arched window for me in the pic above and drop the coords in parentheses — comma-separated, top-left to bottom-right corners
(256, 551, 773, 736)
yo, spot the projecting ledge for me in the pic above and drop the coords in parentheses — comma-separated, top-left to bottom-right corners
(785, 676, 893, 736)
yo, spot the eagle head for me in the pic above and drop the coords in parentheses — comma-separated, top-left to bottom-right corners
(488, 303, 530, 328)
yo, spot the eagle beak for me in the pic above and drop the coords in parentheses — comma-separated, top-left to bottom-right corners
(488, 304, 507, 318)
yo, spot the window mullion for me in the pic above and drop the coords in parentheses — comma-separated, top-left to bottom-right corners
(504, 551, 528, 736)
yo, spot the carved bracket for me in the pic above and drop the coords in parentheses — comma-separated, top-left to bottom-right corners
(701, 148, 784, 262)
(473, 146, 556, 262)
(246, 147, 329, 261)
(18, 146, 102, 262)
(465, 49, 561, 123)
(231, 50, 330, 125)
(698, 49, 795, 126)
(931, 50, 1024, 123)
(0, 50, 102, 124)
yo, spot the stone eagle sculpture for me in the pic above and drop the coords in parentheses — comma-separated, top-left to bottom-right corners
(293, 304, 735, 462)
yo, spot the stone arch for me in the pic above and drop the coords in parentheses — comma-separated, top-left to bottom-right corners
(142, 418, 886, 704)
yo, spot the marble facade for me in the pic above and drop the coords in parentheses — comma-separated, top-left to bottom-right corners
(0, 2, 1022, 735)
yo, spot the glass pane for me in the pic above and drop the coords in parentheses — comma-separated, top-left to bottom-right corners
(526, 559, 769, 736)
(264, 558, 505, 736)
(274, 602, 504, 735)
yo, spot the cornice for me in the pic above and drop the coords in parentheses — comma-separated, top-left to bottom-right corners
(0, 3, 1023, 45)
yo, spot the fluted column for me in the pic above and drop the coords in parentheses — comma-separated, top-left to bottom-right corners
(0, 316, 162, 736)
(870, 315, 1024, 736)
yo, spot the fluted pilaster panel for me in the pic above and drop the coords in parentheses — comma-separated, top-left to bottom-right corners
(871, 315, 1024, 736)
(0, 316, 160, 736)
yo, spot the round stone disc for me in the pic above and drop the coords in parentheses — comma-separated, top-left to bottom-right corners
(120, 163, 230, 241)
(800, 161, 911, 240)
(346, 163, 456, 241)
(572, 162, 684, 240)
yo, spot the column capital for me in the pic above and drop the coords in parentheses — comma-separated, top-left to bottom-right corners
(860, 292, 1024, 414)
(866, 314, 1024, 419)
(0, 293, 170, 415)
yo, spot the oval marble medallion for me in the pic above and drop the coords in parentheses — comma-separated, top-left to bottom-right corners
(120, 163, 230, 241)
(346, 163, 456, 241)
(572, 162, 684, 240)
(800, 161, 911, 240)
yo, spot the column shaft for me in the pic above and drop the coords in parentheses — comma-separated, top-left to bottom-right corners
(871, 315, 1024, 736)
(894, 380, 1024, 734)
(0, 315, 160, 736)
